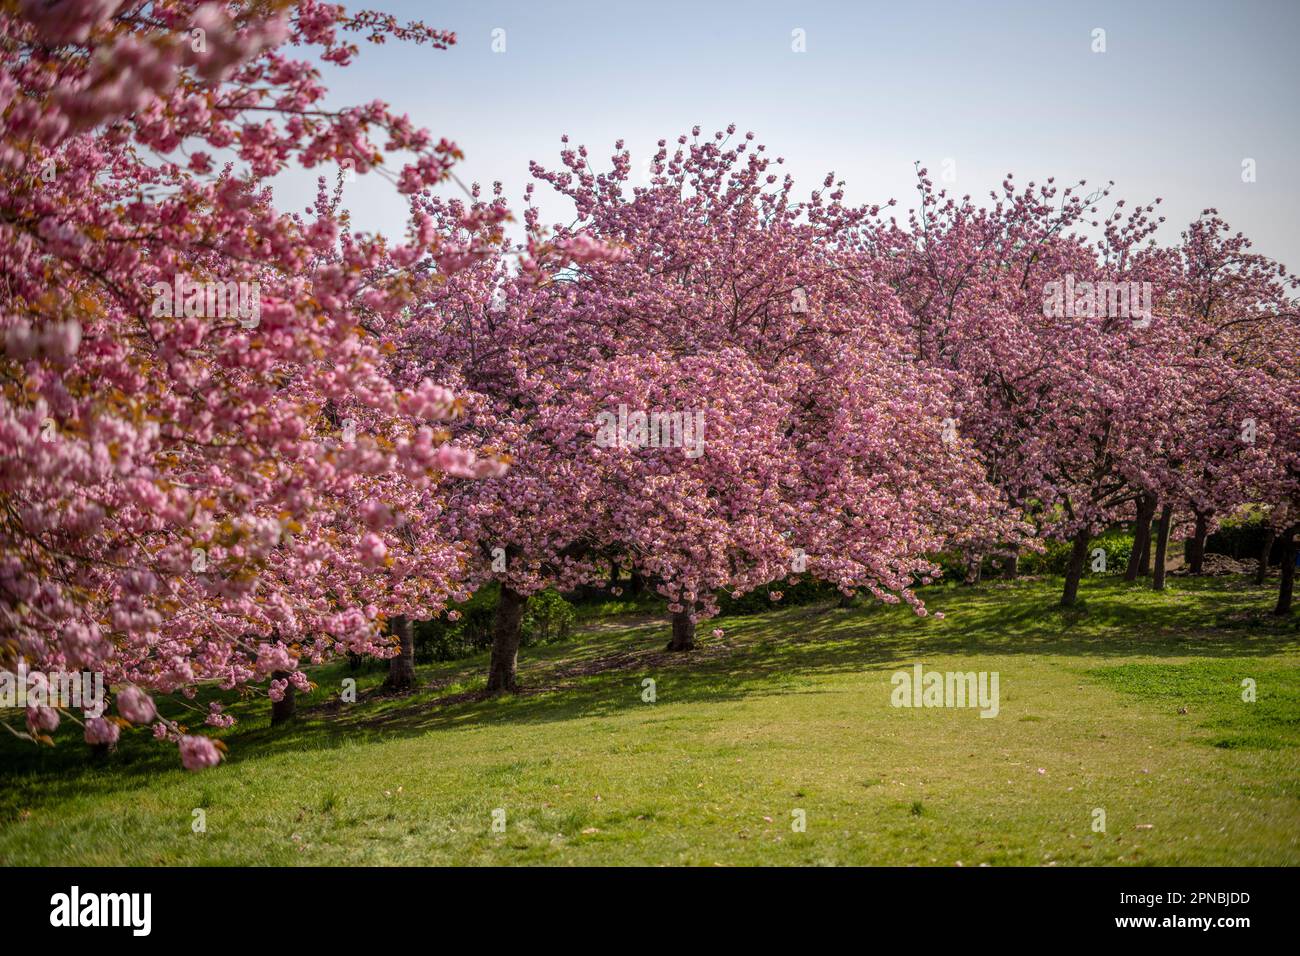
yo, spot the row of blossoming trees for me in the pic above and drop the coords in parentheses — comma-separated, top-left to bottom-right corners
(3, 2, 1297, 769)
(410, 135, 1298, 689)
(0, 0, 519, 764)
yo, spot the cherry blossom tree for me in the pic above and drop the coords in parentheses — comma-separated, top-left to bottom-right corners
(1, 0, 501, 761)
(539, 131, 1009, 640)
(867, 168, 1200, 604)
(1162, 215, 1296, 605)
(868, 168, 1298, 608)
(408, 129, 1007, 691)
(7, 1, 1293, 770)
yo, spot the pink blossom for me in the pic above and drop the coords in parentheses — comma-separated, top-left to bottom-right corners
(115, 685, 156, 724)
(179, 735, 222, 771)
(255, 643, 296, 678)
(358, 532, 388, 567)
(26, 705, 59, 734)
(84, 716, 120, 746)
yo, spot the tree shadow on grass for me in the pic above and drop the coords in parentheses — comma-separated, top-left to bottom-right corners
(3, 575, 1296, 818)
(258, 575, 1299, 742)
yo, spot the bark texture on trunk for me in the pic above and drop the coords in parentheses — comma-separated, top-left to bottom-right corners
(1125, 495, 1156, 581)
(1257, 525, 1276, 585)
(486, 586, 527, 694)
(1004, 550, 1019, 579)
(665, 609, 696, 651)
(383, 615, 416, 691)
(1138, 501, 1155, 576)
(1152, 504, 1174, 591)
(1187, 511, 1209, 575)
(1061, 531, 1091, 607)
(270, 669, 295, 725)
(1276, 531, 1297, 616)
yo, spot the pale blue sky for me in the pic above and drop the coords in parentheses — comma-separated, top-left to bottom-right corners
(276, 0, 1300, 267)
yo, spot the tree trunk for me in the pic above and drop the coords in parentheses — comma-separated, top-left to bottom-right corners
(486, 586, 527, 693)
(270, 669, 295, 725)
(838, 591, 856, 609)
(1187, 511, 1209, 575)
(665, 608, 696, 651)
(966, 556, 982, 584)
(1275, 530, 1296, 616)
(1138, 501, 1155, 576)
(1125, 495, 1156, 581)
(1061, 531, 1090, 607)
(382, 615, 416, 692)
(1004, 549, 1019, 579)
(1257, 525, 1276, 585)
(1152, 504, 1174, 591)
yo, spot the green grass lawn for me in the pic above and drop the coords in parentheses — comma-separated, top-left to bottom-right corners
(2, 575, 1298, 866)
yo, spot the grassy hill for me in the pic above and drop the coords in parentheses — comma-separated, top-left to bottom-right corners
(2, 576, 1298, 866)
